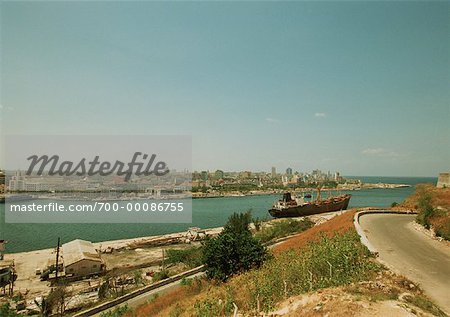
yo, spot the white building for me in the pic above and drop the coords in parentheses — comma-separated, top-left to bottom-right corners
(8, 171, 26, 191)
(62, 239, 105, 277)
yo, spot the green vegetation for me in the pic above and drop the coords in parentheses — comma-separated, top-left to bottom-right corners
(202, 211, 268, 281)
(255, 218, 314, 243)
(100, 304, 129, 317)
(403, 294, 447, 317)
(391, 202, 398, 207)
(406, 184, 450, 241)
(0, 304, 23, 317)
(195, 230, 382, 315)
(345, 284, 400, 302)
(152, 269, 170, 282)
(416, 191, 434, 229)
(194, 287, 235, 316)
(241, 231, 381, 312)
(166, 247, 203, 268)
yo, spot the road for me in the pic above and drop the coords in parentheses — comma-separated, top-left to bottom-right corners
(359, 213, 450, 314)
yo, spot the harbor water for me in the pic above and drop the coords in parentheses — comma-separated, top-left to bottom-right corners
(0, 176, 436, 253)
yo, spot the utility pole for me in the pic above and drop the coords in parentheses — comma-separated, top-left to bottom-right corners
(55, 237, 60, 282)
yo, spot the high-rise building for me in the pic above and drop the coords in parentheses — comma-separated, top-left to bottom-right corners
(271, 167, 276, 178)
(8, 170, 26, 191)
(286, 167, 293, 176)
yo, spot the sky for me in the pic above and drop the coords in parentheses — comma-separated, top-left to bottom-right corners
(0, 1, 449, 177)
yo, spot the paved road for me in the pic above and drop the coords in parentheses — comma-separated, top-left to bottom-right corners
(359, 214, 450, 314)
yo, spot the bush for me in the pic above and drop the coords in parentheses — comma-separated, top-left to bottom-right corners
(153, 270, 169, 282)
(416, 192, 434, 229)
(0, 304, 22, 317)
(223, 211, 252, 236)
(202, 211, 268, 281)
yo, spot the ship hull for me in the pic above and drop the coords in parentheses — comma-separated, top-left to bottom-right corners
(269, 194, 351, 218)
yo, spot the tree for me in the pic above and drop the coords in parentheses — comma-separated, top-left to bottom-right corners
(202, 211, 268, 281)
(47, 285, 70, 316)
(223, 210, 252, 236)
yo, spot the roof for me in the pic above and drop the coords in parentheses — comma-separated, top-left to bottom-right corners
(62, 239, 102, 267)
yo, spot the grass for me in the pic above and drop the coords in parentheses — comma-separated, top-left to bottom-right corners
(100, 304, 129, 317)
(229, 230, 382, 313)
(255, 218, 314, 243)
(403, 294, 448, 317)
(166, 246, 203, 268)
(129, 278, 209, 317)
(166, 229, 382, 316)
(344, 284, 400, 302)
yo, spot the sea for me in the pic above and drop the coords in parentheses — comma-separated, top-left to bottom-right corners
(0, 176, 436, 253)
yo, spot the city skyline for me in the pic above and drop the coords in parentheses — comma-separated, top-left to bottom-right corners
(1, 1, 449, 177)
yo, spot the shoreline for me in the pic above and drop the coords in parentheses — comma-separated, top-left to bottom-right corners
(0, 183, 412, 203)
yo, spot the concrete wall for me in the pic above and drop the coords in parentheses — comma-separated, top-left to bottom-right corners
(437, 172, 450, 188)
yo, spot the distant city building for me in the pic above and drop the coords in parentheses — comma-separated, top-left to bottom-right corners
(0, 170, 5, 193)
(286, 167, 293, 176)
(271, 167, 276, 178)
(8, 170, 26, 191)
(0, 170, 5, 184)
(239, 171, 252, 179)
(437, 172, 450, 188)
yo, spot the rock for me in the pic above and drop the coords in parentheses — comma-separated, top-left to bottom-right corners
(313, 304, 323, 311)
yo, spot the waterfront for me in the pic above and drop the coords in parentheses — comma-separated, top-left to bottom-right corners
(0, 176, 436, 253)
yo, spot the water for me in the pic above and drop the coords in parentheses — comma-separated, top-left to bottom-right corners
(0, 176, 436, 253)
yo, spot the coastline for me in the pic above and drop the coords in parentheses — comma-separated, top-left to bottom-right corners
(0, 183, 412, 203)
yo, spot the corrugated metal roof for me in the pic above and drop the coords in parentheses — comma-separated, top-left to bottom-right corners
(62, 239, 102, 267)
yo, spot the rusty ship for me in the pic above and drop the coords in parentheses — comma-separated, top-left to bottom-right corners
(268, 190, 351, 218)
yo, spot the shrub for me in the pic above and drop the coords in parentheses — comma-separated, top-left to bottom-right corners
(0, 304, 22, 317)
(202, 211, 268, 281)
(416, 192, 434, 229)
(153, 270, 169, 282)
(223, 210, 252, 236)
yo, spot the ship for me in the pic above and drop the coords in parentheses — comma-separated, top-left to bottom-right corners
(269, 190, 351, 218)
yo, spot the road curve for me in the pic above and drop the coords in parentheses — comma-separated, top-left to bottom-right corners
(359, 213, 450, 314)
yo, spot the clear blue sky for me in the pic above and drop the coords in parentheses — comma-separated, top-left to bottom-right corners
(1, 1, 448, 176)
